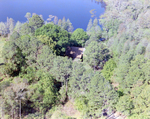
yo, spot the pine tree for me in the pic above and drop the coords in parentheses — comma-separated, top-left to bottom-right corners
(30, 72, 58, 112)
(6, 17, 10, 28)
(84, 41, 109, 69)
(9, 18, 15, 34)
(20, 23, 34, 36)
(53, 16, 58, 25)
(29, 15, 44, 31)
(86, 18, 93, 32)
(68, 62, 86, 98)
(62, 17, 66, 24)
(66, 19, 74, 32)
(86, 72, 118, 118)
(25, 12, 31, 21)
(61, 17, 67, 30)
(39, 14, 43, 20)
(0, 22, 8, 36)
(51, 56, 72, 99)
(101, 58, 116, 81)
(14, 21, 22, 33)
(58, 19, 62, 27)
(93, 18, 98, 27)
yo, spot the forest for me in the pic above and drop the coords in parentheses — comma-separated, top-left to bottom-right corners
(0, 0, 150, 119)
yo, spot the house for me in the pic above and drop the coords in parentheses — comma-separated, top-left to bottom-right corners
(65, 46, 85, 61)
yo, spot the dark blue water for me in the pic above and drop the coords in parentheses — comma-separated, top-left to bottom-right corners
(0, 0, 105, 30)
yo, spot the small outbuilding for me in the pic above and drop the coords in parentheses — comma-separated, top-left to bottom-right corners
(65, 46, 85, 61)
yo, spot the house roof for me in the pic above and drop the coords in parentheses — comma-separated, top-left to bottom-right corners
(65, 46, 85, 59)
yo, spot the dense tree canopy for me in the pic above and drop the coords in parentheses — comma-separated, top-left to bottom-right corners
(0, 22, 8, 36)
(84, 41, 110, 69)
(70, 28, 89, 47)
(30, 72, 58, 112)
(28, 14, 44, 31)
(20, 23, 34, 36)
(86, 72, 118, 118)
(101, 58, 116, 81)
(1, 1, 150, 118)
(35, 23, 71, 55)
(87, 18, 102, 40)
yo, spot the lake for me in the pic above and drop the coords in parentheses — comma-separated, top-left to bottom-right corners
(0, 0, 105, 30)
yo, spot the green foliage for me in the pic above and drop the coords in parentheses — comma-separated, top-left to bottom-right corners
(2, 1, 150, 117)
(37, 35, 56, 53)
(78, 69, 94, 96)
(85, 33, 99, 47)
(36, 45, 55, 72)
(93, 18, 98, 27)
(60, 17, 74, 32)
(113, 55, 150, 117)
(51, 56, 72, 84)
(14, 21, 22, 33)
(100, 6, 150, 117)
(53, 16, 58, 25)
(70, 28, 89, 47)
(116, 95, 133, 116)
(28, 14, 44, 31)
(86, 18, 93, 32)
(20, 66, 37, 84)
(35, 23, 71, 55)
(66, 19, 74, 32)
(25, 12, 31, 21)
(70, 69, 118, 118)
(59, 85, 67, 103)
(20, 23, 34, 36)
(116, 55, 148, 92)
(131, 84, 150, 119)
(58, 19, 62, 27)
(9, 18, 15, 34)
(30, 72, 58, 112)
(68, 62, 86, 98)
(87, 25, 102, 39)
(19, 45, 54, 83)
(134, 43, 146, 55)
(84, 41, 109, 69)
(128, 114, 150, 119)
(124, 55, 146, 88)
(113, 50, 135, 88)
(15, 35, 44, 66)
(2, 40, 24, 76)
(25, 112, 43, 119)
(74, 96, 87, 112)
(0, 79, 11, 94)
(100, 18, 120, 39)
(85, 72, 118, 118)
(2, 33, 45, 76)
(101, 58, 116, 81)
(145, 43, 150, 59)
(0, 22, 8, 36)
(9, 31, 20, 41)
(45, 106, 58, 119)
(61, 17, 67, 30)
(0, 78, 28, 119)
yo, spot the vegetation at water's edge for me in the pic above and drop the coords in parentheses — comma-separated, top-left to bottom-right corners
(1, 0, 150, 118)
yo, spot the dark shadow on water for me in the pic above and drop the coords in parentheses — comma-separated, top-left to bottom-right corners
(91, 0, 106, 8)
